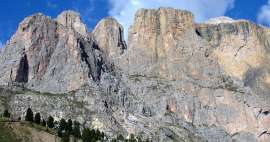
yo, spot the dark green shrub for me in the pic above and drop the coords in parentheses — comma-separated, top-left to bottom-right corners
(3, 109, 10, 118)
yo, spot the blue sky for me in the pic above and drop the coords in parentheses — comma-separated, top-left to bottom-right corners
(0, 0, 270, 47)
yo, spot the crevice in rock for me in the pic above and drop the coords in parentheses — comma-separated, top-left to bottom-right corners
(15, 53, 29, 83)
(259, 131, 270, 137)
(79, 40, 95, 81)
(118, 27, 127, 54)
(195, 28, 202, 37)
(263, 110, 269, 115)
(234, 41, 247, 57)
(234, 45, 244, 57)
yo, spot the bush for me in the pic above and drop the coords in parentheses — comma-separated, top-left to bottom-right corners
(47, 116, 54, 128)
(34, 113, 41, 124)
(3, 109, 10, 118)
(25, 108, 33, 122)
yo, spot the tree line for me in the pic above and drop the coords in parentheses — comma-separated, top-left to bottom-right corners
(2, 108, 151, 142)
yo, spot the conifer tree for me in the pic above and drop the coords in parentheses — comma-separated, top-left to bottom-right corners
(25, 108, 33, 122)
(66, 119, 73, 134)
(73, 121, 81, 138)
(47, 116, 54, 128)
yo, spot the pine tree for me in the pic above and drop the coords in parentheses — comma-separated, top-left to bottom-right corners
(73, 121, 81, 138)
(34, 113, 41, 124)
(66, 119, 73, 134)
(58, 118, 67, 137)
(59, 118, 67, 131)
(101, 131, 105, 140)
(47, 116, 54, 128)
(3, 109, 10, 118)
(82, 128, 94, 142)
(25, 108, 33, 122)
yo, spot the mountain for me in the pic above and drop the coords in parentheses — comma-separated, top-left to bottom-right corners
(0, 7, 270, 142)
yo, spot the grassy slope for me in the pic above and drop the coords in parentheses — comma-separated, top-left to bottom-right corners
(0, 121, 60, 142)
(0, 122, 22, 142)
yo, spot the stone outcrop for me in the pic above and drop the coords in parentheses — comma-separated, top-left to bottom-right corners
(0, 11, 105, 93)
(1, 8, 270, 142)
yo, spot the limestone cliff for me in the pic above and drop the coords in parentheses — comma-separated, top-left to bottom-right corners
(0, 12, 106, 93)
(1, 8, 270, 142)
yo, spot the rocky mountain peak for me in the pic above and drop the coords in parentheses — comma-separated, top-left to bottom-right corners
(56, 10, 88, 36)
(10, 13, 54, 45)
(93, 17, 126, 62)
(0, 10, 106, 93)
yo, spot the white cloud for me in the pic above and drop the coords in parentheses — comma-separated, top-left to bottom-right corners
(109, 0, 235, 37)
(258, 0, 270, 26)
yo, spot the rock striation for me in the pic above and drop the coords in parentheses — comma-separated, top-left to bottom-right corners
(1, 8, 270, 142)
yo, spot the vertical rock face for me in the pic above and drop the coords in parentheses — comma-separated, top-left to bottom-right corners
(93, 17, 126, 67)
(0, 11, 104, 93)
(118, 8, 270, 141)
(1, 8, 270, 142)
(125, 8, 201, 78)
(0, 14, 59, 86)
(196, 20, 270, 99)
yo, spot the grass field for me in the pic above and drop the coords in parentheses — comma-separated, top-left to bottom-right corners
(0, 121, 60, 142)
(0, 122, 21, 142)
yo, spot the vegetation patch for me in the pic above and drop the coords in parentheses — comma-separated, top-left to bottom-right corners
(0, 122, 22, 142)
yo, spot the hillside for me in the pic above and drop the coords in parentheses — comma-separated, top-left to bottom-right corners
(0, 121, 60, 142)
